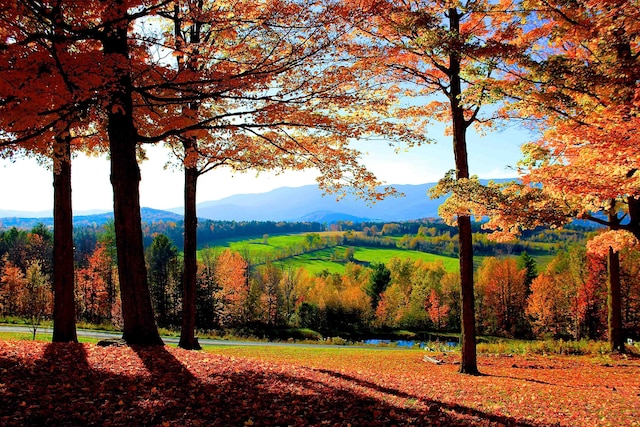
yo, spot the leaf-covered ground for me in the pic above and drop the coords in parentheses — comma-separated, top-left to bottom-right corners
(0, 341, 638, 426)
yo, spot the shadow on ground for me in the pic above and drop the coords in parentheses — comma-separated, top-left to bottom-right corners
(0, 341, 540, 426)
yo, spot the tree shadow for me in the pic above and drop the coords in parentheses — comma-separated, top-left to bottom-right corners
(314, 368, 540, 427)
(0, 341, 546, 426)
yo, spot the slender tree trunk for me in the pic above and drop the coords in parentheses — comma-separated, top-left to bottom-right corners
(52, 134, 77, 343)
(449, 7, 478, 375)
(102, 4, 162, 346)
(608, 247, 624, 352)
(179, 145, 201, 350)
(175, 2, 203, 349)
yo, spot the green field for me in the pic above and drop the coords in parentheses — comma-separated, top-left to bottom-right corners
(197, 231, 559, 275)
(273, 246, 460, 275)
(198, 233, 460, 274)
(201, 233, 316, 254)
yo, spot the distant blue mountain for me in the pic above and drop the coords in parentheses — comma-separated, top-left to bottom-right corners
(1, 179, 516, 227)
(0, 208, 183, 229)
(184, 179, 516, 223)
(169, 183, 453, 222)
(296, 210, 373, 224)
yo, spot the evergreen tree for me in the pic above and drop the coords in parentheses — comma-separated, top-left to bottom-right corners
(517, 251, 538, 296)
(146, 235, 179, 327)
(366, 262, 391, 311)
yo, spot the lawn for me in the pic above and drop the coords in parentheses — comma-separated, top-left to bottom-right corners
(273, 246, 459, 275)
(352, 247, 459, 272)
(200, 233, 461, 275)
(1, 339, 638, 426)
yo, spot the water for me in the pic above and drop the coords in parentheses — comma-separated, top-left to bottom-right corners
(363, 339, 458, 349)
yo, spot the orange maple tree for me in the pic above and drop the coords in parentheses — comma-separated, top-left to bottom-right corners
(346, 0, 525, 374)
(479, 0, 639, 352)
(427, 0, 639, 352)
(475, 257, 528, 337)
(0, 0, 107, 343)
(148, 0, 416, 349)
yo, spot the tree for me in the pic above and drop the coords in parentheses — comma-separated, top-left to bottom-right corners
(374, 284, 405, 328)
(621, 250, 640, 337)
(76, 246, 112, 325)
(100, 1, 164, 346)
(428, 288, 450, 330)
(0, 256, 27, 318)
(526, 252, 578, 339)
(215, 250, 250, 327)
(143, 0, 418, 349)
(257, 262, 283, 327)
(410, 261, 447, 326)
(517, 251, 537, 296)
(22, 261, 52, 340)
(434, 0, 639, 352)
(350, 0, 521, 373)
(388, 257, 414, 302)
(366, 262, 391, 311)
(52, 132, 77, 342)
(475, 257, 528, 337)
(3, 0, 170, 346)
(580, 252, 607, 340)
(0, 1, 108, 343)
(280, 267, 301, 326)
(494, 0, 640, 352)
(146, 235, 180, 327)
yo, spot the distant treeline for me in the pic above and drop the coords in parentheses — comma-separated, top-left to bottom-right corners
(3, 219, 622, 342)
(1, 217, 597, 266)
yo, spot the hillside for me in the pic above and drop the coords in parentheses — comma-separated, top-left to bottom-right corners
(1, 179, 514, 226)
(180, 183, 445, 222)
(0, 207, 182, 229)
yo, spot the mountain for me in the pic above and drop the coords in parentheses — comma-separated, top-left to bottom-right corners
(1, 179, 513, 227)
(165, 183, 450, 222)
(0, 208, 183, 229)
(0, 208, 110, 219)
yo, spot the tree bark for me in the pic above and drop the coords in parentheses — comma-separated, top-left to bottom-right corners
(52, 134, 77, 343)
(449, 7, 478, 375)
(102, 3, 162, 346)
(179, 144, 201, 350)
(608, 247, 624, 352)
(177, 6, 203, 350)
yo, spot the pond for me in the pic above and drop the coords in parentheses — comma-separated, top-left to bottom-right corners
(362, 339, 458, 349)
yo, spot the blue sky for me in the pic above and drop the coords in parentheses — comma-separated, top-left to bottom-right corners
(0, 123, 528, 213)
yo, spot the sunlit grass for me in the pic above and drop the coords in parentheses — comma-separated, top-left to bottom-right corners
(476, 338, 632, 356)
(0, 331, 100, 344)
(353, 247, 459, 271)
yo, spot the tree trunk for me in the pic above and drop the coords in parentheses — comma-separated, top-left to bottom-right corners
(52, 134, 77, 343)
(627, 196, 640, 240)
(608, 247, 624, 352)
(179, 147, 201, 350)
(449, 7, 478, 375)
(102, 4, 162, 346)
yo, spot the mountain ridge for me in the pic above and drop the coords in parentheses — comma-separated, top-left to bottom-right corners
(1, 179, 512, 227)
(167, 182, 467, 222)
(0, 208, 183, 229)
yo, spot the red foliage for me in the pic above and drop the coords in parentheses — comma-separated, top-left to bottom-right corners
(427, 288, 450, 330)
(0, 340, 639, 426)
(578, 254, 608, 339)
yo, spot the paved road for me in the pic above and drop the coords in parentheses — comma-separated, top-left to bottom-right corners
(0, 325, 412, 350)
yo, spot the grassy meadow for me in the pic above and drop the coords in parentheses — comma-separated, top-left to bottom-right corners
(196, 230, 561, 275)
(198, 232, 461, 274)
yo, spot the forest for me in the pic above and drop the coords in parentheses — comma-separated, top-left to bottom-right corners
(2, 219, 639, 345)
(0, 0, 638, 386)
